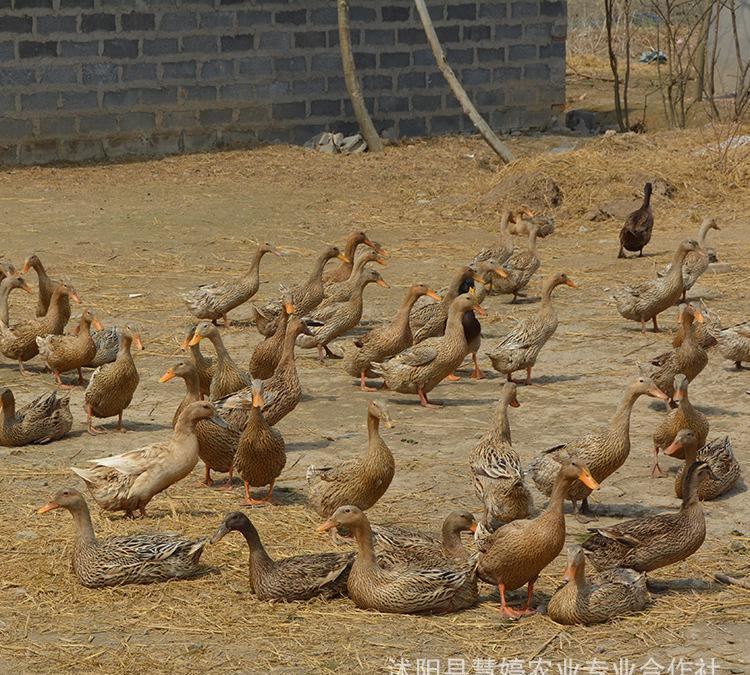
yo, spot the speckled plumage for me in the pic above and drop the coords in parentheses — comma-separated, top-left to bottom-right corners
(0, 388, 72, 446)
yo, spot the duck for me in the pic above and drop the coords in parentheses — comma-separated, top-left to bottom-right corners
(188, 321, 252, 400)
(582, 461, 712, 572)
(448, 277, 489, 381)
(650, 299, 719, 365)
(657, 218, 720, 300)
(216, 317, 311, 427)
(371, 511, 478, 569)
(0, 260, 18, 281)
(410, 267, 488, 344)
(666, 429, 740, 501)
(318, 505, 478, 614)
(160, 361, 240, 487)
(38, 488, 207, 587)
(83, 325, 143, 434)
(224, 380, 286, 505)
(182, 324, 215, 398)
(0, 273, 32, 326)
(321, 248, 386, 305)
(476, 458, 599, 617)
(72, 400, 225, 517)
(22, 253, 74, 322)
(717, 319, 750, 370)
(252, 245, 349, 336)
(493, 225, 541, 303)
(651, 375, 708, 478)
(344, 284, 441, 391)
(0, 282, 80, 375)
(36, 308, 103, 388)
(306, 400, 394, 517)
(487, 272, 576, 385)
(247, 294, 294, 379)
(85, 325, 122, 368)
(613, 239, 704, 332)
(210, 512, 353, 600)
(297, 269, 389, 361)
(469, 382, 532, 530)
(507, 209, 555, 238)
(0, 387, 72, 446)
(183, 242, 282, 326)
(547, 546, 649, 625)
(646, 303, 708, 403)
(373, 294, 479, 408)
(618, 182, 654, 258)
(322, 230, 382, 284)
(529, 374, 669, 520)
(471, 209, 518, 267)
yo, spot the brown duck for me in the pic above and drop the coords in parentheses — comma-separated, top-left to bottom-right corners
(322, 230, 382, 284)
(0, 387, 72, 446)
(618, 182, 654, 258)
(182, 324, 215, 399)
(0, 273, 32, 327)
(247, 295, 294, 379)
(22, 253, 76, 323)
(189, 320, 252, 400)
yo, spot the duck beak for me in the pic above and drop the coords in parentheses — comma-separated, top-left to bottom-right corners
(159, 369, 175, 383)
(673, 386, 685, 401)
(270, 246, 285, 257)
(188, 333, 202, 346)
(474, 304, 487, 317)
(469, 522, 478, 533)
(578, 470, 599, 490)
(21, 280, 32, 293)
(37, 501, 60, 514)
(133, 334, 144, 350)
(493, 268, 509, 279)
(283, 302, 295, 314)
(70, 290, 82, 304)
(92, 318, 103, 331)
(374, 256, 387, 266)
(381, 412, 394, 429)
(22, 259, 31, 274)
(376, 278, 390, 288)
(664, 439, 683, 457)
(426, 289, 441, 301)
(693, 309, 704, 323)
(210, 523, 231, 545)
(565, 279, 577, 288)
(317, 519, 337, 533)
(509, 395, 520, 408)
(181, 336, 191, 351)
(561, 563, 576, 583)
(337, 253, 350, 263)
(251, 391, 265, 408)
(648, 385, 669, 401)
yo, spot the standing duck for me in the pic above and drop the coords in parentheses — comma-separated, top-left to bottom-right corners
(318, 506, 478, 614)
(471, 209, 518, 266)
(582, 462, 712, 572)
(297, 269, 389, 361)
(253, 245, 349, 336)
(72, 401, 223, 517)
(529, 375, 669, 519)
(210, 512, 352, 600)
(84, 325, 143, 434)
(618, 182, 654, 258)
(547, 546, 649, 625)
(0, 387, 72, 446)
(717, 320, 750, 370)
(188, 321, 252, 400)
(322, 230, 382, 284)
(373, 294, 480, 407)
(182, 324, 215, 398)
(613, 239, 704, 332)
(666, 429, 740, 501)
(487, 272, 576, 385)
(469, 382, 532, 530)
(226, 380, 286, 506)
(658, 218, 720, 300)
(183, 242, 282, 326)
(321, 248, 386, 305)
(84, 326, 122, 369)
(38, 488, 207, 587)
(36, 308, 102, 387)
(344, 284, 441, 391)
(0, 282, 80, 375)
(22, 254, 68, 320)
(0, 273, 32, 326)
(651, 375, 708, 478)
(160, 361, 240, 488)
(508, 210, 555, 238)
(247, 294, 294, 379)
(493, 225, 541, 303)
(306, 400, 394, 517)
(476, 458, 599, 617)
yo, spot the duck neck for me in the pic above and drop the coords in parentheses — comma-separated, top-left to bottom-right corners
(242, 246, 266, 282)
(540, 278, 560, 312)
(182, 371, 201, 402)
(117, 335, 134, 364)
(681, 470, 703, 510)
(208, 332, 234, 365)
(570, 561, 586, 587)
(351, 519, 377, 566)
(366, 412, 382, 449)
(279, 326, 300, 366)
(32, 259, 49, 281)
(190, 342, 210, 369)
(243, 405, 269, 438)
(70, 502, 97, 546)
(526, 228, 538, 254)
(444, 273, 468, 304)
(681, 318, 699, 349)
(608, 387, 640, 441)
(393, 289, 422, 330)
(1, 394, 16, 425)
(441, 522, 467, 558)
(490, 397, 513, 444)
(546, 474, 576, 517)
(342, 237, 360, 271)
(0, 280, 14, 325)
(667, 247, 691, 281)
(78, 317, 93, 339)
(445, 305, 466, 338)
(273, 308, 290, 338)
(45, 289, 67, 324)
(641, 185, 653, 209)
(310, 251, 334, 285)
(697, 221, 713, 246)
(238, 521, 274, 569)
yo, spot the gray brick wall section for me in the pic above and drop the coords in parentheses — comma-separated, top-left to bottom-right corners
(0, 0, 566, 165)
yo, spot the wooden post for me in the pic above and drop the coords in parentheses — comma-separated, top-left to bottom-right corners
(337, 0, 383, 153)
(413, 0, 515, 163)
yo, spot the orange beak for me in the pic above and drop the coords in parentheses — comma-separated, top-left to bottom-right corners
(188, 333, 202, 346)
(578, 470, 599, 490)
(317, 519, 337, 533)
(664, 439, 683, 457)
(374, 256, 387, 266)
(469, 522, 477, 533)
(493, 268, 509, 279)
(336, 253, 351, 263)
(22, 260, 31, 274)
(509, 395, 520, 408)
(283, 302, 295, 314)
(649, 385, 669, 401)
(37, 501, 59, 514)
(565, 279, 577, 288)
(70, 290, 82, 304)
(673, 387, 685, 401)
(181, 336, 191, 351)
(133, 334, 144, 350)
(252, 391, 265, 408)
(426, 289, 441, 301)
(21, 281, 32, 293)
(693, 309, 704, 323)
(159, 369, 176, 383)
(92, 318, 103, 331)
(376, 278, 390, 288)
(562, 563, 576, 583)
(474, 304, 487, 317)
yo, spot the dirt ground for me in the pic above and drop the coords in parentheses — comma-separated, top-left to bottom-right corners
(1, 121, 749, 673)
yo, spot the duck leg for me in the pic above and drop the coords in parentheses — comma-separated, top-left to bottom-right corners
(241, 481, 271, 506)
(652, 316, 660, 332)
(76, 367, 86, 386)
(359, 371, 378, 392)
(575, 498, 597, 524)
(222, 313, 231, 327)
(640, 319, 647, 334)
(115, 412, 126, 433)
(218, 467, 234, 490)
(86, 405, 107, 435)
(18, 361, 35, 376)
(196, 464, 213, 487)
(323, 345, 342, 360)
(506, 372, 513, 382)
(651, 447, 665, 478)
(444, 373, 461, 382)
(518, 578, 538, 615)
(54, 371, 73, 389)
(497, 583, 532, 618)
(417, 387, 442, 408)
(524, 367, 532, 386)
(470, 354, 486, 380)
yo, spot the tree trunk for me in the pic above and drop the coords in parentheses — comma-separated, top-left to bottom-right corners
(337, 0, 383, 152)
(605, 0, 626, 131)
(413, 0, 514, 163)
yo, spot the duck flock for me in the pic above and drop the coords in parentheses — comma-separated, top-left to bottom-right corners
(1, 190, 748, 624)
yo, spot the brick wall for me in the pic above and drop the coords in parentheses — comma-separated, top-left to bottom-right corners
(0, 0, 566, 165)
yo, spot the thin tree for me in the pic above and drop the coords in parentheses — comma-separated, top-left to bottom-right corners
(337, 0, 383, 152)
(413, 0, 515, 163)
